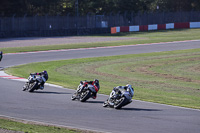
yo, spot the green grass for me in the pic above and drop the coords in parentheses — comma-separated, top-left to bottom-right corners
(2, 29, 200, 53)
(6, 48, 200, 109)
(0, 118, 88, 133)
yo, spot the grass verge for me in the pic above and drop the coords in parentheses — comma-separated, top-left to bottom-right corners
(5, 48, 200, 109)
(0, 117, 94, 133)
(1, 29, 200, 53)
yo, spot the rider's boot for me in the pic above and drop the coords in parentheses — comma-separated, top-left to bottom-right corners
(40, 83, 44, 90)
(92, 92, 97, 99)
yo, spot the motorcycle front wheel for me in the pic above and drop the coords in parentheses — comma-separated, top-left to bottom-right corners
(80, 90, 91, 102)
(71, 93, 77, 100)
(22, 82, 29, 91)
(103, 100, 109, 107)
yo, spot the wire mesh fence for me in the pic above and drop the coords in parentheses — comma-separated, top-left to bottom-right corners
(0, 10, 200, 38)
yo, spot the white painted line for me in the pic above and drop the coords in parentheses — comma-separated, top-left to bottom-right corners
(134, 100, 200, 112)
(0, 71, 64, 88)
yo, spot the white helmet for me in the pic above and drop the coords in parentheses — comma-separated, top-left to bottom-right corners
(126, 84, 134, 97)
(126, 84, 132, 89)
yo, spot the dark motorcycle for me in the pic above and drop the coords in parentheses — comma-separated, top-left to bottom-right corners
(71, 81, 97, 102)
(103, 85, 134, 109)
(22, 74, 43, 92)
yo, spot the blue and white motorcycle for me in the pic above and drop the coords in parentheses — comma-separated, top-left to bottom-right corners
(22, 74, 44, 92)
(103, 84, 134, 109)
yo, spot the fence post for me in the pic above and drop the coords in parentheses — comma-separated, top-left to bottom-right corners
(67, 13, 70, 29)
(34, 14, 38, 31)
(23, 14, 27, 31)
(12, 14, 16, 31)
(0, 17, 1, 32)
(45, 14, 48, 30)
(116, 11, 120, 27)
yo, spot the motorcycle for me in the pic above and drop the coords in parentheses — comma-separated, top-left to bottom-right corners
(22, 74, 44, 92)
(71, 81, 97, 102)
(103, 85, 134, 109)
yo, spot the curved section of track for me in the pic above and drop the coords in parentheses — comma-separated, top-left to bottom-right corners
(0, 40, 200, 133)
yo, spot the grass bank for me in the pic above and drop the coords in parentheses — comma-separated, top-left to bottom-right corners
(2, 29, 200, 53)
(6, 48, 200, 109)
(0, 117, 93, 133)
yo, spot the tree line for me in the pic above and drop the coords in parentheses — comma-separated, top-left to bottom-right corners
(1, 0, 200, 17)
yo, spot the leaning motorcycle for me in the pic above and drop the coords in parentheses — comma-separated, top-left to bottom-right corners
(22, 74, 43, 92)
(71, 81, 97, 102)
(103, 86, 134, 109)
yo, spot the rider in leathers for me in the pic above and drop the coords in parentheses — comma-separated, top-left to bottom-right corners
(79, 79, 100, 99)
(111, 84, 134, 100)
(31, 70, 48, 89)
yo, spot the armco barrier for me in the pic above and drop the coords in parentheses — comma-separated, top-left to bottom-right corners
(158, 24, 166, 30)
(111, 27, 117, 34)
(129, 26, 139, 32)
(174, 22, 189, 29)
(116, 27, 120, 33)
(111, 21, 200, 34)
(190, 22, 200, 28)
(139, 25, 148, 31)
(166, 23, 174, 29)
(148, 24, 157, 31)
(120, 26, 129, 32)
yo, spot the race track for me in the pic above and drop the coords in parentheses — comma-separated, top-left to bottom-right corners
(0, 40, 200, 133)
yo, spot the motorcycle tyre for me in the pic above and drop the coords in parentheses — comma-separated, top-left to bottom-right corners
(114, 97, 127, 109)
(80, 90, 91, 102)
(22, 82, 28, 91)
(103, 100, 109, 107)
(71, 93, 77, 100)
(29, 82, 38, 92)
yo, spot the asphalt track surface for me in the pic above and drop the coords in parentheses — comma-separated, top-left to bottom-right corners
(0, 40, 200, 133)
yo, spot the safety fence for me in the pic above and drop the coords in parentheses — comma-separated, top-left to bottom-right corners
(0, 10, 200, 38)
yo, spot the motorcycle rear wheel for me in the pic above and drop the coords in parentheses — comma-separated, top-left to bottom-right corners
(29, 82, 38, 92)
(80, 90, 91, 102)
(114, 97, 127, 109)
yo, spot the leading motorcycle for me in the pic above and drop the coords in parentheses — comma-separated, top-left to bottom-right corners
(22, 74, 44, 92)
(103, 85, 134, 109)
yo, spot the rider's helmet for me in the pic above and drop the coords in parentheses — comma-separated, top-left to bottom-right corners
(94, 79, 99, 84)
(126, 84, 132, 90)
(43, 70, 47, 75)
(126, 84, 134, 97)
(94, 79, 100, 89)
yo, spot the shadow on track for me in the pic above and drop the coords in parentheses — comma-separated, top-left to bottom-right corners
(120, 108, 162, 111)
(86, 101, 104, 104)
(32, 91, 71, 95)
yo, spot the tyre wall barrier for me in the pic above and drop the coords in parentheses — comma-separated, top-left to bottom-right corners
(111, 22, 200, 34)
